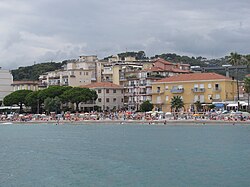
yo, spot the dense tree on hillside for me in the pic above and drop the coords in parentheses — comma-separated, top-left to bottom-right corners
(61, 87, 98, 111)
(3, 90, 33, 113)
(11, 61, 67, 81)
(104, 51, 148, 60)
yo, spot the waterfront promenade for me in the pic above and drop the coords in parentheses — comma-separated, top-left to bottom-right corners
(1, 111, 250, 125)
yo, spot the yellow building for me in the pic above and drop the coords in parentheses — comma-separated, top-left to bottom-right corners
(151, 73, 237, 112)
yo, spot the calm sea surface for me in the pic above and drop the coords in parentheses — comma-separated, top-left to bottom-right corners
(0, 123, 249, 187)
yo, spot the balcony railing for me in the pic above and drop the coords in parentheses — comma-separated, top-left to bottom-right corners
(192, 88, 205, 93)
(213, 87, 221, 92)
(151, 90, 164, 94)
(171, 88, 184, 93)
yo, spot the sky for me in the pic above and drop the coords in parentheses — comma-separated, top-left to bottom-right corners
(1, 0, 250, 69)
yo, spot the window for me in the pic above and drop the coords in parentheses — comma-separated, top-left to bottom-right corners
(215, 94, 220, 99)
(121, 98, 124, 102)
(157, 87, 160, 93)
(208, 84, 212, 89)
(121, 90, 123, 94)
(166, 95, 169, 101)
(200, 84, 204, 88)
(106, 98, 109, 102)
(113, 89, 116, 93)
(86, 72, 88, 76)
(98, 98, 102, 102)
(194, 95, 199, 102)
(200, 95, 204, 102)
(215, 83, 219, 90)
(80, 72, 82, 75)
(208, 94, 212, 100)
(194, 84, 198, 88)
(156, 96, 161, 103)
(113, 98, 116, 102)
(106, 89, 109, 93)
(98, 89, 101, 93)
(178, 85, 183, 89)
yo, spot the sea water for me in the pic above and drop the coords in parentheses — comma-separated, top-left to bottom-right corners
(0, 123, 249, 187)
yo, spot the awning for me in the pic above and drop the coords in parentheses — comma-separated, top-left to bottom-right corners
(227, 103, 238, 107)
(214, 103, 224, 108)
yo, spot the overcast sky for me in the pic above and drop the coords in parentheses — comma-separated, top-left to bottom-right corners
(1, 0, 250, 69)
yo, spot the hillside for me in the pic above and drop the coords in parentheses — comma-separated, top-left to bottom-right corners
(11, 53, 250, 81)
(11, 61, 66, 81)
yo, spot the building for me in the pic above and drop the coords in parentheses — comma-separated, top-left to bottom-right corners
(81, 82, 124, 111)
(39, 55, 97, 87)
(0, 68, 13, 103)
(151, 73, 237, 112)
(124, 58, 190, 110)
(12, 81, 39, 91)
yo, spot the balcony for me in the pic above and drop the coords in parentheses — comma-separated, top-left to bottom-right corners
(119, 77, 127, 81)
(213, 87, 221, 92)
(152, 100, 163, 104)
(151, 90, 164, 94)
(171, 88, 184, 94)
(212, 98, 222, 102)
(192, 88, 205, 93)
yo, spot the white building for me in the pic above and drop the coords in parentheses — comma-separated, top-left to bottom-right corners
(39, 55, 98, 87)
(0, 68, 13, 103)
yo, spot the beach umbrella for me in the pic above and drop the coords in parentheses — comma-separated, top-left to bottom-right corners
(19, 114, 24, 117)
(193, 114, 200, 117)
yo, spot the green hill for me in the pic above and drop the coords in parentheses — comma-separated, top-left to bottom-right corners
(11, 61, 66, 81)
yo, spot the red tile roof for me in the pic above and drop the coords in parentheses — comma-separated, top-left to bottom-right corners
(171, 68, 191, 73)
(155, 73, 231, 83)
(154, 58, 173, 65)
(80, 82, 122, 88)
(143, 67, 165, 72)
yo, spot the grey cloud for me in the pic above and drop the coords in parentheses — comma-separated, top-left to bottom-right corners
(1, 0, 250, 69)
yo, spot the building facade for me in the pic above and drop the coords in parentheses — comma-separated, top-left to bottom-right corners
(151, 73, 237, 112)
(12, 81, 39, 91)
(0, 68, 13, 103)
(81, 82, 124, 111)
(39, 55, 97, 87)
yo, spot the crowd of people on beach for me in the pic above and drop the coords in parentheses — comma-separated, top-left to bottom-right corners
(1, 110, 250, 123)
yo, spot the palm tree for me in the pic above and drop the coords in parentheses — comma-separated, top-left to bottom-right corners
(244, 77, 250, 112)
(194, 101, 202, 112)
(228, 52, 242, 110)
(171, 96, 184, 113)
(228, 52, 241, 66)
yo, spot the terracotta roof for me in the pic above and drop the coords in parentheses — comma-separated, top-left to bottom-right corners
(143, 67, 165, 72)
(246, 74, 250, 77)
(171, 68, 191, 73)
(81, 82, 122, 88)
(154, 58, 173, 65)
(155, 73, 231, 83)
(143, 66, 190, 73)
